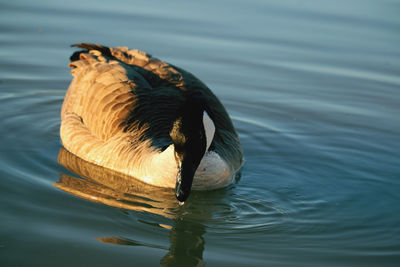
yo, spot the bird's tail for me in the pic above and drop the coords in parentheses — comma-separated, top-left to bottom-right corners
(69, 42, 154, 69)
(70, 43, 113, 62)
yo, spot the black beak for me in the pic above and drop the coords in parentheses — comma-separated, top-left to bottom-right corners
(175, 158, 197, 202)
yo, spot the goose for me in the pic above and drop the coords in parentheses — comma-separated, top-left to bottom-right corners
(60, 43, 243, 202)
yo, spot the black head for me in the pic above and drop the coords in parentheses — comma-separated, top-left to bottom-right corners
(170, 93, 215, 202)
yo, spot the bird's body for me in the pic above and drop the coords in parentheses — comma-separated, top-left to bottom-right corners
(61, 43, 242, 200)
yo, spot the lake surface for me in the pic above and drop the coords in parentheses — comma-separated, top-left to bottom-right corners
(1, 0, 400, 266)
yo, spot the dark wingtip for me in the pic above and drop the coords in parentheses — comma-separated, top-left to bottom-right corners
(70, 43, 113, 58)
(70, 50, 84, 62)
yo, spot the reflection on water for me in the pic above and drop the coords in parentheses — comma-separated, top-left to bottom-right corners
(96, 220, 206, 266)
(160, 219, 205, 267)
(56, 148, 207, 266)
(55, 148, 178, 217)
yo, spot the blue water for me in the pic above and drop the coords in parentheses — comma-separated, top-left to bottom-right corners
(1, 0, 400, 266)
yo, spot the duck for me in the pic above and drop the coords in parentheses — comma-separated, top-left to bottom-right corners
(60, 43, 243, 202)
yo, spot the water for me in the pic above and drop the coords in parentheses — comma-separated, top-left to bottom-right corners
(1, 0, 400, 266)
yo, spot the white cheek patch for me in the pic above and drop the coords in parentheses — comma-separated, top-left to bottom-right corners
(203, 111, 215, 151)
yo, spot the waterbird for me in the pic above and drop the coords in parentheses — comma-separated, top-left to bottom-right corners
(60, 43, 243, 202)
